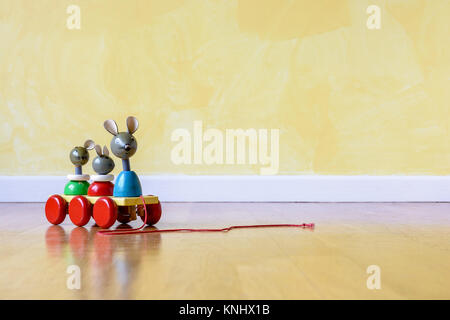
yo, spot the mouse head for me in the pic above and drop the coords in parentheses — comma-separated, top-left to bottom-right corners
(92, 145, 115, 175)
(103, 116, 138, 160)
(69, 140, 95, 166)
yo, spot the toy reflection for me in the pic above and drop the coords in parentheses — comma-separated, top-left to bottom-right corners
(45, 224, 161, 299)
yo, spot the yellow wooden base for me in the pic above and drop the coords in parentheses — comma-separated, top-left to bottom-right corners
(60, 194, 159, 206)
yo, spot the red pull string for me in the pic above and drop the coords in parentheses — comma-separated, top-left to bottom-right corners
(99, 195, 315, 236)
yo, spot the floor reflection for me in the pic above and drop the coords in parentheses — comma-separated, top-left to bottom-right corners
(45, 223, 162, 298)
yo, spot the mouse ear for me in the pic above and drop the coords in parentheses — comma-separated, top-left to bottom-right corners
(103, 145, 109, 157)
(104, 120, 118, 136)
(94, 144, 102, 156)
(84, 139, 95, 150)
(126, 116, 138, 134)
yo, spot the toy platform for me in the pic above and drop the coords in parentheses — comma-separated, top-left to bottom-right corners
(45, 194, 162, 229)
(60, 194, 159, 206)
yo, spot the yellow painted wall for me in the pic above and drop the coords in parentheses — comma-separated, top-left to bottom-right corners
(0, 0, 449, 175)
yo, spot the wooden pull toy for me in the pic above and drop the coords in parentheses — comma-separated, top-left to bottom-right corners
(44, 116, 162, 229)
(44, 117, 312, 236)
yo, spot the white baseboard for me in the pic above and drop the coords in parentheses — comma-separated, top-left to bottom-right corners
(0, 175, 449, 202)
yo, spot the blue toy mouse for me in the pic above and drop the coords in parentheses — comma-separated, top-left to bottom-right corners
(104, 116, 142, 197)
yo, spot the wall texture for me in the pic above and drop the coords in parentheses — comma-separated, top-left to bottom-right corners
(0, 0, 449, 176)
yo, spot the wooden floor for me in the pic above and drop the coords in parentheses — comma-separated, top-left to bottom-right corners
(0, 202, 449, 299)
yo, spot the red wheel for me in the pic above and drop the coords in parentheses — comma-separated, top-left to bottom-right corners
(117, 206, 133, 224)
(93, 197, 117, 229)
(138, 201, 162, 226)
(68, 196, 92, 227)
(45, 195, 67, 225)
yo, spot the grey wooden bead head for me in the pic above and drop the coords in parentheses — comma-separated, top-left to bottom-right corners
(69, 140, 95, 166)
(103, 116, 138, 160)
(92, 145, 115, 175)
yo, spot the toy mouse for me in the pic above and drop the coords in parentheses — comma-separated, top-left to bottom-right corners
(92, 145, 115, 175)
(87, 145, 115, 197)
(65, 139, 95, 196)
(104, 116, 142, 197)
(69, 139, 95, 175)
